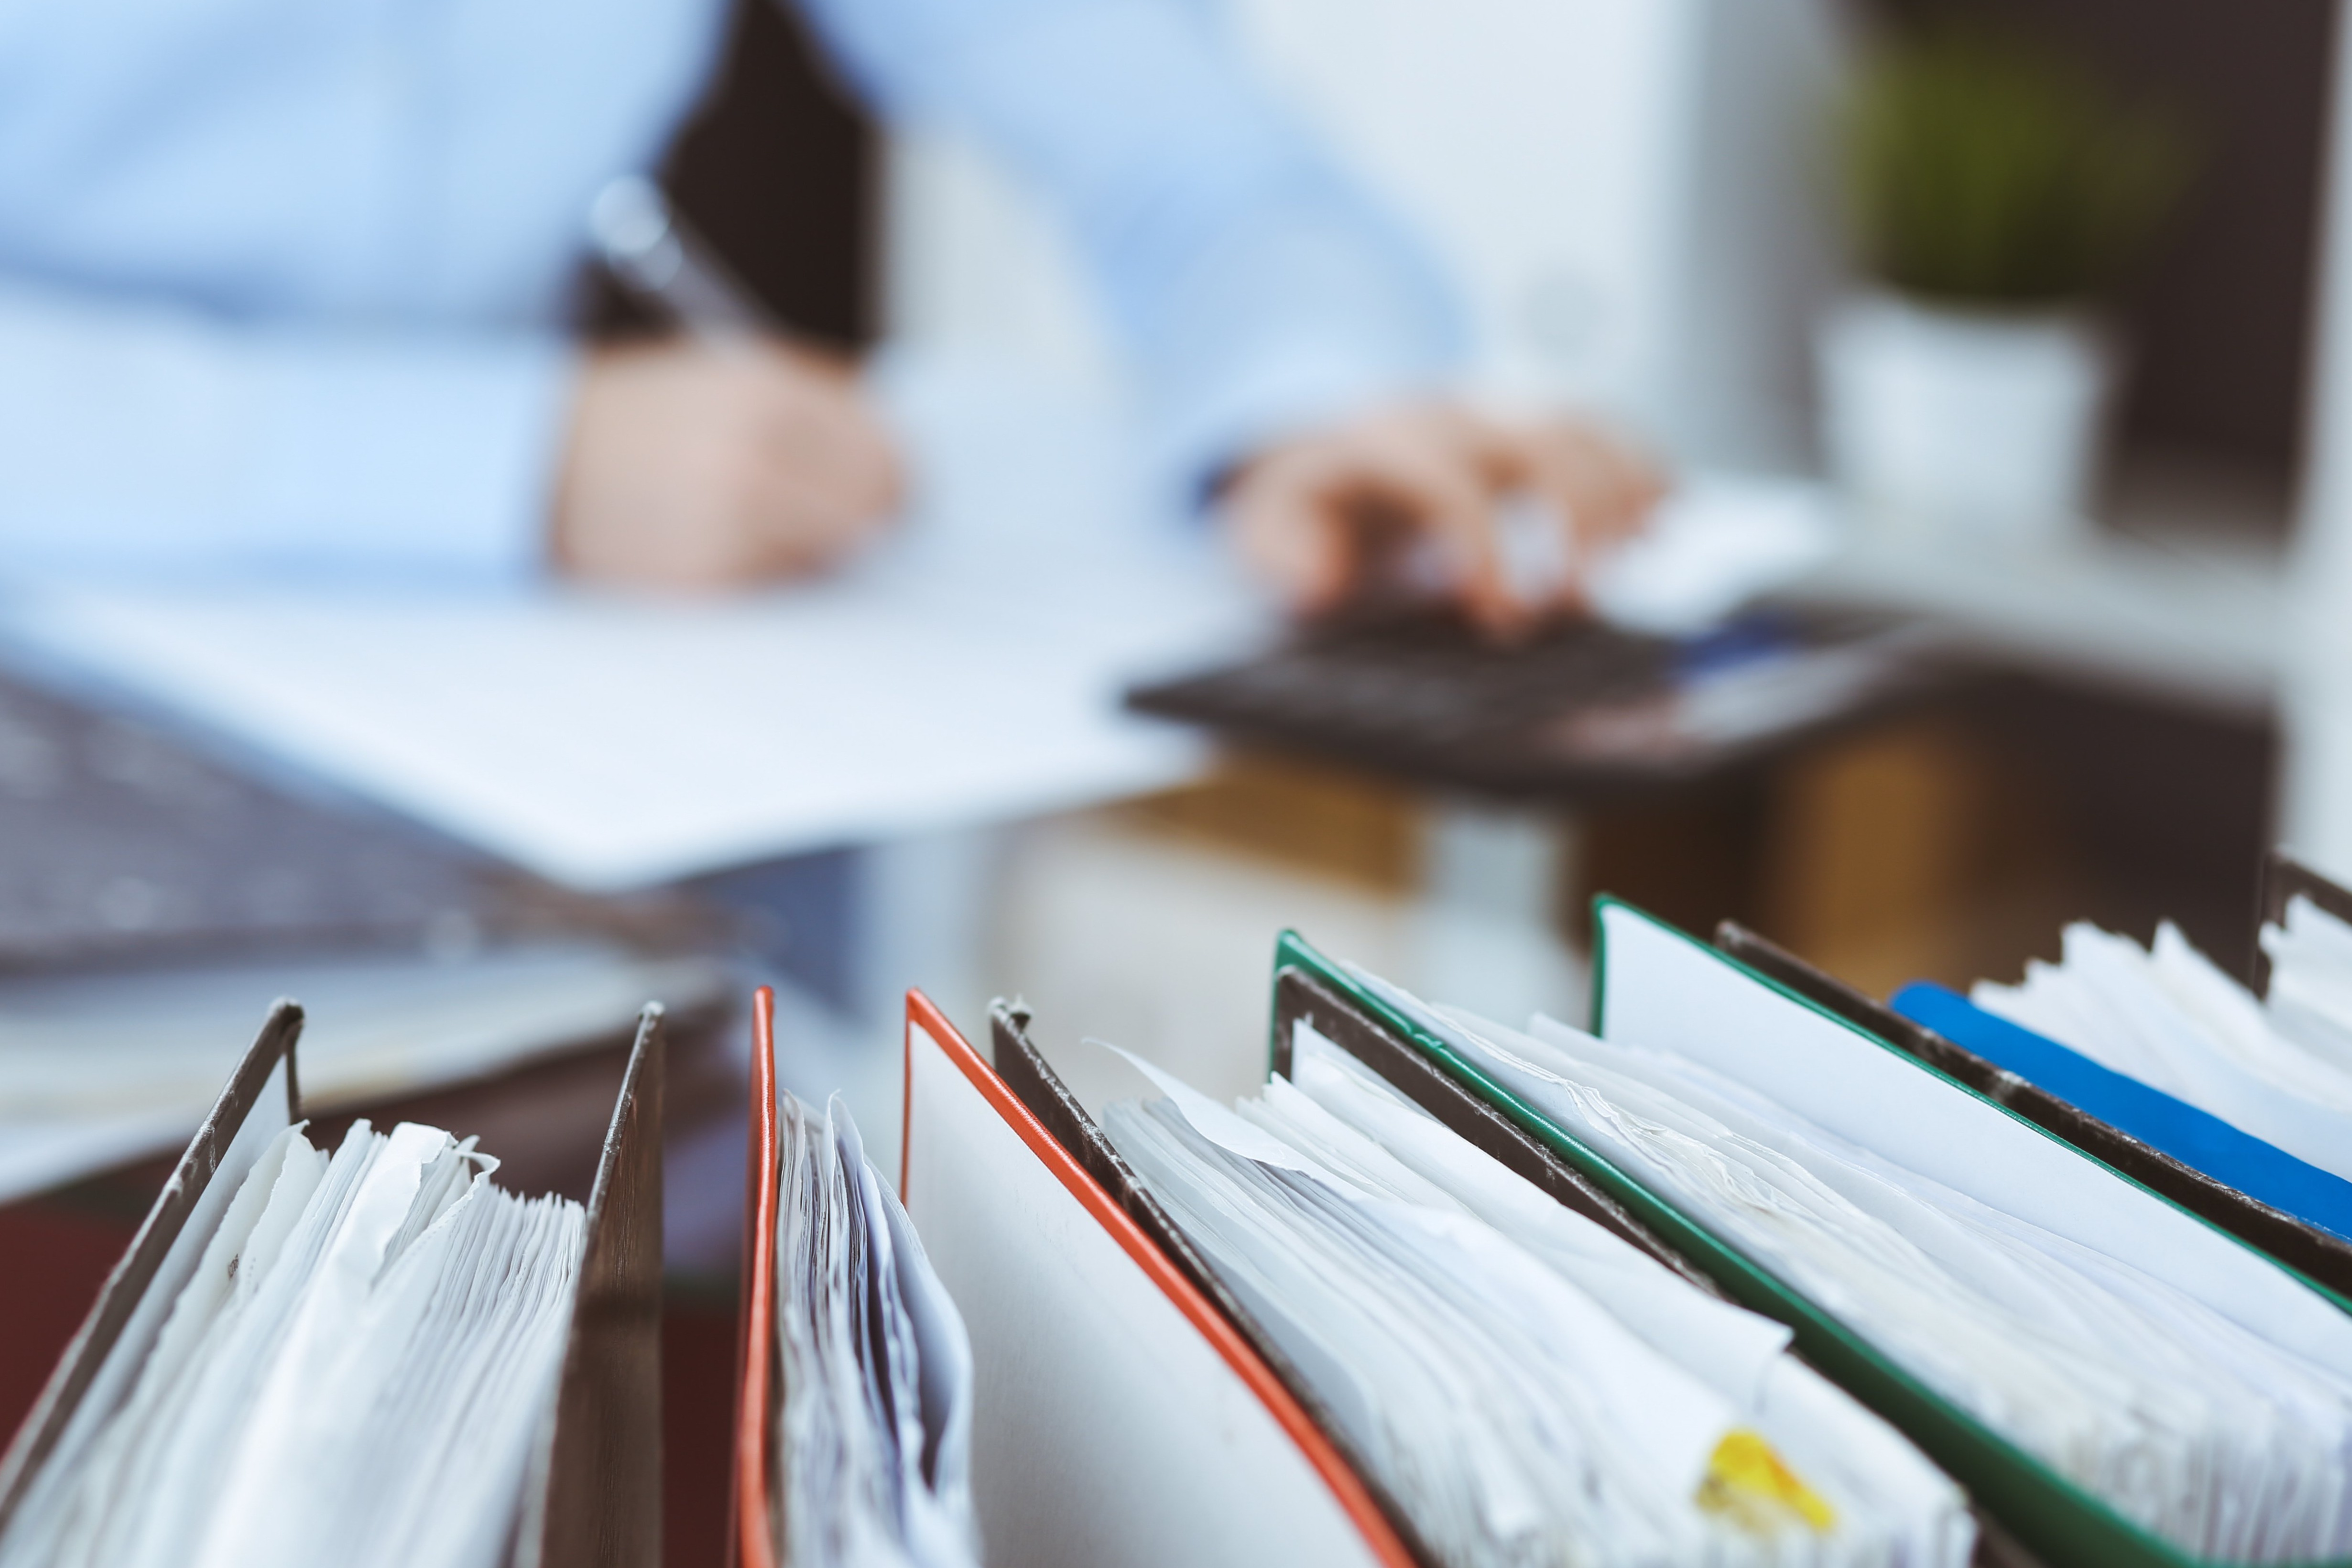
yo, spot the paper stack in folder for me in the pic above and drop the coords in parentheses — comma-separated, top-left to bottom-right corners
(831, 976, 1994, 1568)
(1781, 850, 2352, 1272)
(1095, 1037, 1972, 1568)
(768, 1084, 977, 1568)
(1258, 907, 2352, 1568)
(1959, 894, 2352, 1180)
(0, 1000, 665, 1568)
(741, 989, 1416, 1568)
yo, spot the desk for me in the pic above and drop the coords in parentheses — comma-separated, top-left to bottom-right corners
(0, 357, 1266, 1188)
(1784, 524, 2285, 715)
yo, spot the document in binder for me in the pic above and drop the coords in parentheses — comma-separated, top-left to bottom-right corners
(1276, 911, 2352, 1568)
(1007, 999, 1973, 1568)
(0, 997, 666, 1568)
(1714, 918, 2352, 1302)
(1705, 850, 2352, 1289)
(732, 988, 979, 1568)
(1876, 849, 2352, 1252)
(897, 992, 1411, 1568)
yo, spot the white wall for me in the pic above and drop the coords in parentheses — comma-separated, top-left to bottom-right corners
(882, 0, 1846, 470)
(2285, 0, 2352, 882)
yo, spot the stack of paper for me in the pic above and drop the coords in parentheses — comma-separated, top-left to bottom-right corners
(1971, 898, 2352, 1181)
(1096, 1037, 1972, 1568)
(0, 1119, 581, 1568)
(773, 1092, 977, 1568)
(1347, 964, 2352, 1565)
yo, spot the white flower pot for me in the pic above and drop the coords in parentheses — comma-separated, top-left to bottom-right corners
(1818, 293, 2114, 547)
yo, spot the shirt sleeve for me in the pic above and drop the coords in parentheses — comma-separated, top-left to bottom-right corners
(0, 276, 576, 583)
(793, 0, 1469, 486)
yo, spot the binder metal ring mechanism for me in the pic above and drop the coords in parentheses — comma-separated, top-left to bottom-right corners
(0, 998, 667, 1568)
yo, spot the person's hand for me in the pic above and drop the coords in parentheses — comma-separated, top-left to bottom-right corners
(551, 337, 903, 590)
(1219, 400, 1665, 633)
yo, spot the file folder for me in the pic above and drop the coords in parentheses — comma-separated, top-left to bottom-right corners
(727, 988, 1420, 1568)
(984, 999, 1439, 1568)
(1713, 922, 2352, 1294)
(1261, 937, 2038, 1568)
(732, 985, 780, 1568)
(1269, 913, 2352, 1568)
(0, 998, 668, 1568)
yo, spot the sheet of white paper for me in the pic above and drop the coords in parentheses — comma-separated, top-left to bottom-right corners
(1104, 1043, 1342, 1182)
(0, 356, 1270, 889)
(0, 558, 1255, 890)
(1592, 903, 2352, 1374)
(901, 1020, 1386, 1568)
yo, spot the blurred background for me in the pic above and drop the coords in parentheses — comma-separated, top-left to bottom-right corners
(4, 0, 2352, 1559)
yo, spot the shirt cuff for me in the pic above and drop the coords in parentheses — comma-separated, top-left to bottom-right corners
(250, 331, 578, 583)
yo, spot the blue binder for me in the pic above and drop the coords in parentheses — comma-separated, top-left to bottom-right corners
(1892, 981, 2352, 1245)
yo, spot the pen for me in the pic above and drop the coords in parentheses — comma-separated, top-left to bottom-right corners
(588, 174, 779, 338)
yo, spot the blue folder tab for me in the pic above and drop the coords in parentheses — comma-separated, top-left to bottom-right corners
(1891, 981, 2352, 1245)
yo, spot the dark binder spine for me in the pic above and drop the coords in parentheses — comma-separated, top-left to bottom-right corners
(0, 1000, 305, 1530)
(513, 1003, 668, 1568)
(2256, 850, 2352, 997)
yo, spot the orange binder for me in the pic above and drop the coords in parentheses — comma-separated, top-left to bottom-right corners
(900, 989, 1411, 1567)
(732, 986, 1415, 1568)
(732, 987, 780, 1568)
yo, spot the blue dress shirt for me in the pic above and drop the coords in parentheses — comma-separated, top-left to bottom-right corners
(0, 0, 1460, 580)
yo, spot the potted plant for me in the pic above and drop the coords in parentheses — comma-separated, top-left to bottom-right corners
(1819, 21, 2191, 545)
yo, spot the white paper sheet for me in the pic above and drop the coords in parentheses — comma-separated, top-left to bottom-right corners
(1587, 476, 1840, 636)
(1593, 903, 2352, 1371)
(901, 1019, 1387, 1568)
(0, 1118, 582, 1568)
(0, 554, 1255, 890)
(0, 356, 1269, 890)
(1101, 1033, 1971, 1568)
(0, 347, 1835, 891)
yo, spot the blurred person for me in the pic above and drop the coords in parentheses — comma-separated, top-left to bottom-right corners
(0, 0, 1659, 630)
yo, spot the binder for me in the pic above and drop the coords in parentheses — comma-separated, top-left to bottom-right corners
(1714, 922, 2352, 1293)
(733, 987, 780, 1568)
(516, 1002, 667, 1568)
(1267, 913, 2352, 1568)
(730, 984, 1420, 1568)
(1261, 937, 2038, 1568)
(0, 998, 668, 1568)
(984, 999, 1439, 1568)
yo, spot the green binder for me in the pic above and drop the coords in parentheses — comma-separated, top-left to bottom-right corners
(1270, 904, 2352, 1568)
